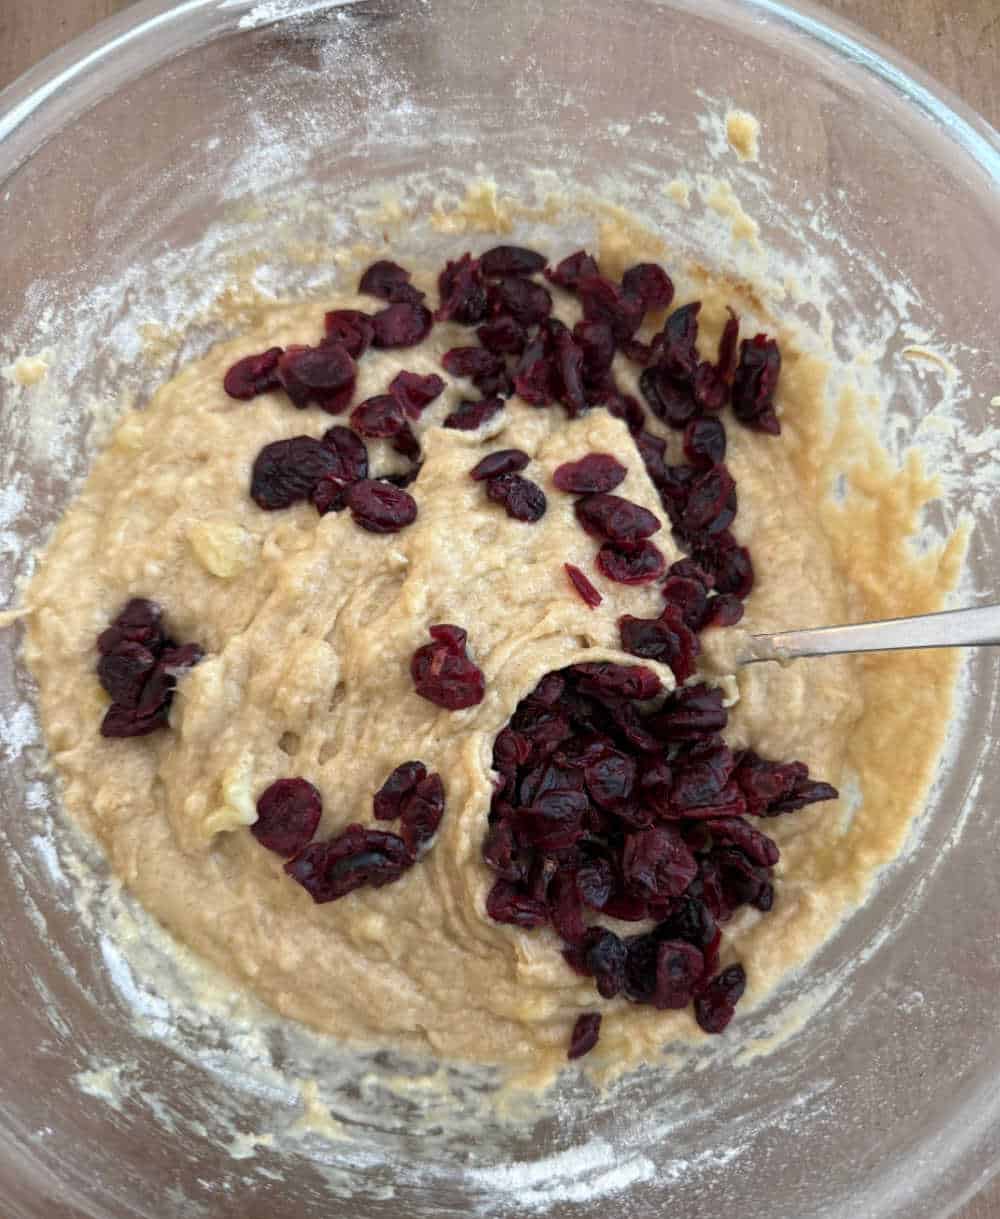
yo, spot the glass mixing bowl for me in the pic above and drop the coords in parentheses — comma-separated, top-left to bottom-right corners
(2, 2, 1000, 1216)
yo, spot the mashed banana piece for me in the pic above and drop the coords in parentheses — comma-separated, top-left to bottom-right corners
(22, 261, 960, 1083)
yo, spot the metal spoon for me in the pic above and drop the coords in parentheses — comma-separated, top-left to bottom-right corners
(739, 603, 1000, 665)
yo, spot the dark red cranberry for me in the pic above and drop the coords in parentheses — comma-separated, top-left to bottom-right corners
(359, 259, 424, 304)
(577, 275, 645, 342)
(567, 1011, 601, 1060)
(346, 479, 418, 533)
(480, 245, 547, 277)
(564, 563, 602, 609)
(488, 276, 553, 327)
(647, 683, 727, 741)
(371, 302, 433, 349)
(659, 302, 702, 382)
(251, 436, 344, 510)
(683, 417, 727, 468)
(470, 449, 530, 481)
(285, 824, 411, 903)
(572, 320, 616, 378)
(400, 772, 446, 856)
(694, 530, 755, 598)
(552, 330, 587, 417)
(98, 599, 164, 653)
(553, 454, 627, 495)
(596, 540, 665, 585)
(583, 747, 636, 813)
(389, 370, 445, 418)
(442, 346, 504, 381)
(572, 662, 662, 702)
(373, 761, 427, 821)
(411, 624, 485, 710)
(312, 476, 349, 515)
(661, 575, 710, 631)
(619, 604, 700, 682)
(223, 347, 283, 400)
(486, 879, 548, 927)
(482, 816, 525, 882)
(97, 642, 156, 708)
(622, 825, 698, 900)
(277, 344, 356, 412)
(694, 963, 747, 1033)
(707, 817, 779, 867)
(701, 594, 745, 629)
(100, 701, 171, 738)
(513, 338, 557, 406)
(732, 334, 781, 434)
(639, 366, 698, 428)
(252, 778, 323, 857)
(435, 253, 488, 324)
(485, 474, 547, 523)
(681, 465, 737, 536)
(653, 939, 704, 1009)
(621, 262, 675, 312)
(477, 316, 528, 355)
(443, 397, 504, 430)
(575, 494, 660, 543)
(567, 928, 627, 998)
(323, 310, 374, 359)
(545, 250, 600, 290)
(321, 424, 369, 481)
(633, 430, 667, 489)
(350, 394, 407, 438)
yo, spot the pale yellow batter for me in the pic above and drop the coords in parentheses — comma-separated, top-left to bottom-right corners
(19, 235, 963, 1086)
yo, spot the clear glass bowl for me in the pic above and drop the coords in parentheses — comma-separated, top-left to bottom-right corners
(2, 2, 1000, 1216)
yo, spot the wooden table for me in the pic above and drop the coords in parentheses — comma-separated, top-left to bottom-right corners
(1, 2, 998, 1216)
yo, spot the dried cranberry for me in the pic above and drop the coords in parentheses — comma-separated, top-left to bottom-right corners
(683, 417, 727, 469)
(573, 320, 616, 378)
(577, 275, 645, 342)
(411, 624, 485, 710)
(97, 642, 156, 708)
(707, 817, 779, 867)
(443, 397, 504, 430)
(622, 825, 698, 901)
(553, 454, 627, 496)
(572, 662, 662, 702)
(359, 259, 425, 304)
(694, 530, 755, 598)
(488, 276, 553, 327)
(701, 594, 745, 629)
(551, 330, 587, 418)
(253, 778, 323, 857)
(442, 346, 504, 382)
(564, 563, 602, 609)
(575, 494, 660, 543)
(639, 366, 698, 428)
(482, 817, 525, 882)
(619, 603, 700, 682)
(486, 880, 549, 927)
(515, 789, 588, 850)
(661, 575, 710, 631)
(659, 302, 702, 382)
(648, 684, 727, 741)
(470, 449, 530, 481)
(694, 963, 747, 1033)
(389, 370, 445, 418)
(567, 1012, 601, 1060)
(546, 250, 600, 290)
(548, 869, 588, 944)
(400, 772, 445, 856)
(477, 316, 528, 355)
(681, 465, 737, 536)
(99, 599, 164, 653)
(350, 394, 407, 438)
(223, 347, 283, 400)
(583, 747, 636, 812)
(346, 479, 418, 533)
(436, 253, 488, 324)
(621, 263, 675, 312)
(485, 473, 547, 523)
(373, 761, 427, 821)
(596, 540, 665, 585)
(370, 302, 433, 348)
(480, 245, 547, 277)
(732, 334, 781, 434)
(653, 939, 704, 1009)
(100, 701, 171, 738)
(513, 337, 557, 406)
(251, 436, 344, 510)
(321, 424, 369, 482)
(285, 824, 411, 903)
(323, 310, 374, 359)
(277, 344, 356, 412)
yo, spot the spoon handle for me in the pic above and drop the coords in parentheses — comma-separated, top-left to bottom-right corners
(742, 603, 1000, 664)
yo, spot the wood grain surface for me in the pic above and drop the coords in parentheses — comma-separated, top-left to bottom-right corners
(0, 3, 998, 1218)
